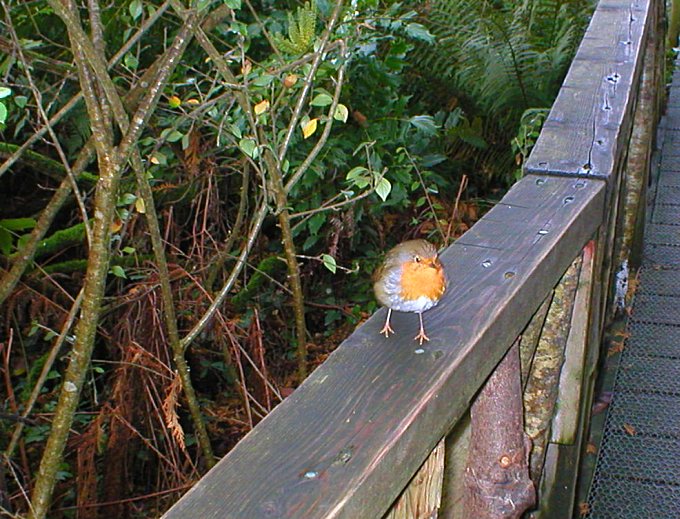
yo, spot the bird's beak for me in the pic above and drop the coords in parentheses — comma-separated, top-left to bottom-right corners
(427, 257, 441, 269)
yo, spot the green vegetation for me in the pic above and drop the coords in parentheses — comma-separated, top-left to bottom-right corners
(0, 0, 593, 516)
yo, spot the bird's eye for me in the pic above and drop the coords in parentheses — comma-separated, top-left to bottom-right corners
(414, 255, 421, 263)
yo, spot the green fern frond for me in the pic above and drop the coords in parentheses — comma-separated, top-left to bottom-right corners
(407, 0, 595, 184)
(414, 0, 595, 125)
(272, 0, 318, 55)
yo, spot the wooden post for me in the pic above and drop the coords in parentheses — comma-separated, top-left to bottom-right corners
(384, 439, 445, 519)
(463, 341, 535, 519)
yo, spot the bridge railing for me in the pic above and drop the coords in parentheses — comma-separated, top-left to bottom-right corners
(163, 0, 664, 517)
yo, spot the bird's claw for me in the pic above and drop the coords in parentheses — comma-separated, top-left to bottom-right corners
(414, 330, 430, 345)
(380, 322, 395, 338)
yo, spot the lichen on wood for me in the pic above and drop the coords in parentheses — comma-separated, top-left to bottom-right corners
(523, 256, 581, 484)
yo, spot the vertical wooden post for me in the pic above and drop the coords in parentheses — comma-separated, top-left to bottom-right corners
(384, 439, 445, 519)
(463, 341, 535, 519)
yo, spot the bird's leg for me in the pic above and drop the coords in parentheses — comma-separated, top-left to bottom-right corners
(414, 312, 430, 345)
(379, 308, 395, 338)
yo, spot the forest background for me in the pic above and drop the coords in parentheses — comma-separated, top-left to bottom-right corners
(0, 1, 596, 517)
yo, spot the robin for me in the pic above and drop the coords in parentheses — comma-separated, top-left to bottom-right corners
(373, 239, 448, 345)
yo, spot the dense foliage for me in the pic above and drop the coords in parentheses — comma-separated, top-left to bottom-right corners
(0, 0, 593, 516)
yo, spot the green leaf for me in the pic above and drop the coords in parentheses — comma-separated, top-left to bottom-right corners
(129, 0, 143, 20)
(110, 265, 127, 279)
(252, 74, 275, 86)
(405, 23, 435, 43)
(0, 87, 11, 99)
(303, 234, 319, 250)
(346, 166, 370, 188)
(229, 124, 242, 139)
(118, 193, 137, 206)
(346, 166, 368, 180)
(307, 213, 325, 235)
(224, 0, 242, 8)
(322, 254, 337, 274)
(161, 128, 183, 143)
(422, 154, 447, 167)
(122, 246, 136, 254)
(124, 53, 139, 70)
(0, 217, 36, 231)
(0, 227, 11, 256)
(409, 115, 439, 136)
(0, 104, 6, 125)
(149, 151, 167, 165)
(239, 138, 257, 158)
(310, 93, 333, 107)
(375, 177, 392, 201)
(14, 95, 27, 108)
(333, 103, 348, 123)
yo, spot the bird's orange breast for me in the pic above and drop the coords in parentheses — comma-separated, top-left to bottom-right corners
(399, 261, 447, 302)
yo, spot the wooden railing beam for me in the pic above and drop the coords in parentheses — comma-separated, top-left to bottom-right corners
(525, 0, 652, 180)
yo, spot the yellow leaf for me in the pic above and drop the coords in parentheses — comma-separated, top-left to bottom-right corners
(302, 118, 318, 139)
(283, 74, 298, 88)
(254, 99, 270, 115)
(150, 154, 160, 165)
(135, 197, 146, 214)
(110, 219, 123, 233)
(186, 98, 200, 105)
(168, 95, 181, 108)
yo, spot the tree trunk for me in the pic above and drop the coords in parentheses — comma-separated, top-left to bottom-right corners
(463, 341, 535, 519)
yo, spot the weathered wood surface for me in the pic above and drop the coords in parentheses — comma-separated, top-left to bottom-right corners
(440, 413, 470, 519)
(162, 175, 604, 519)
(551, 241, 595, 445)
(536, 240, 596, 519)
(525, 0, 652, 179)
(523, 255, 582, 483)
(617, 0, 664, 270)
(383, 439, 444, 519)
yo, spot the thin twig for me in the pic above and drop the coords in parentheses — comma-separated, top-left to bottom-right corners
(445, 174, 469, 245)
(5, 290, 83, 459)
(402, 147, 446, 243)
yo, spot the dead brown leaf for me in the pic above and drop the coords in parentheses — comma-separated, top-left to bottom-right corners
(591, 392, 613, 415)
(623, 423, 637, 436)
(578, 502, 590, 516)
(607, 340, 625, 356)
(586, 442, 597, 455)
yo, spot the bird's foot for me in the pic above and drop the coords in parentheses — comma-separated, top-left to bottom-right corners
(414, 329, 430, 345)
(380, 321, 395, 338)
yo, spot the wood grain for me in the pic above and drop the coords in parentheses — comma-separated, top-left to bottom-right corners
(162, 175, 605, 519)
(551, 241, 596, 445)
(525, 0, 652, 179)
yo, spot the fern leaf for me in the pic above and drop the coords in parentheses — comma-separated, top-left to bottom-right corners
(273, 0, 318, 55)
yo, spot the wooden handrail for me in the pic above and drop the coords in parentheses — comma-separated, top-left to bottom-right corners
(526, 0, 652, 179)
(163, 0, 661, 517)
